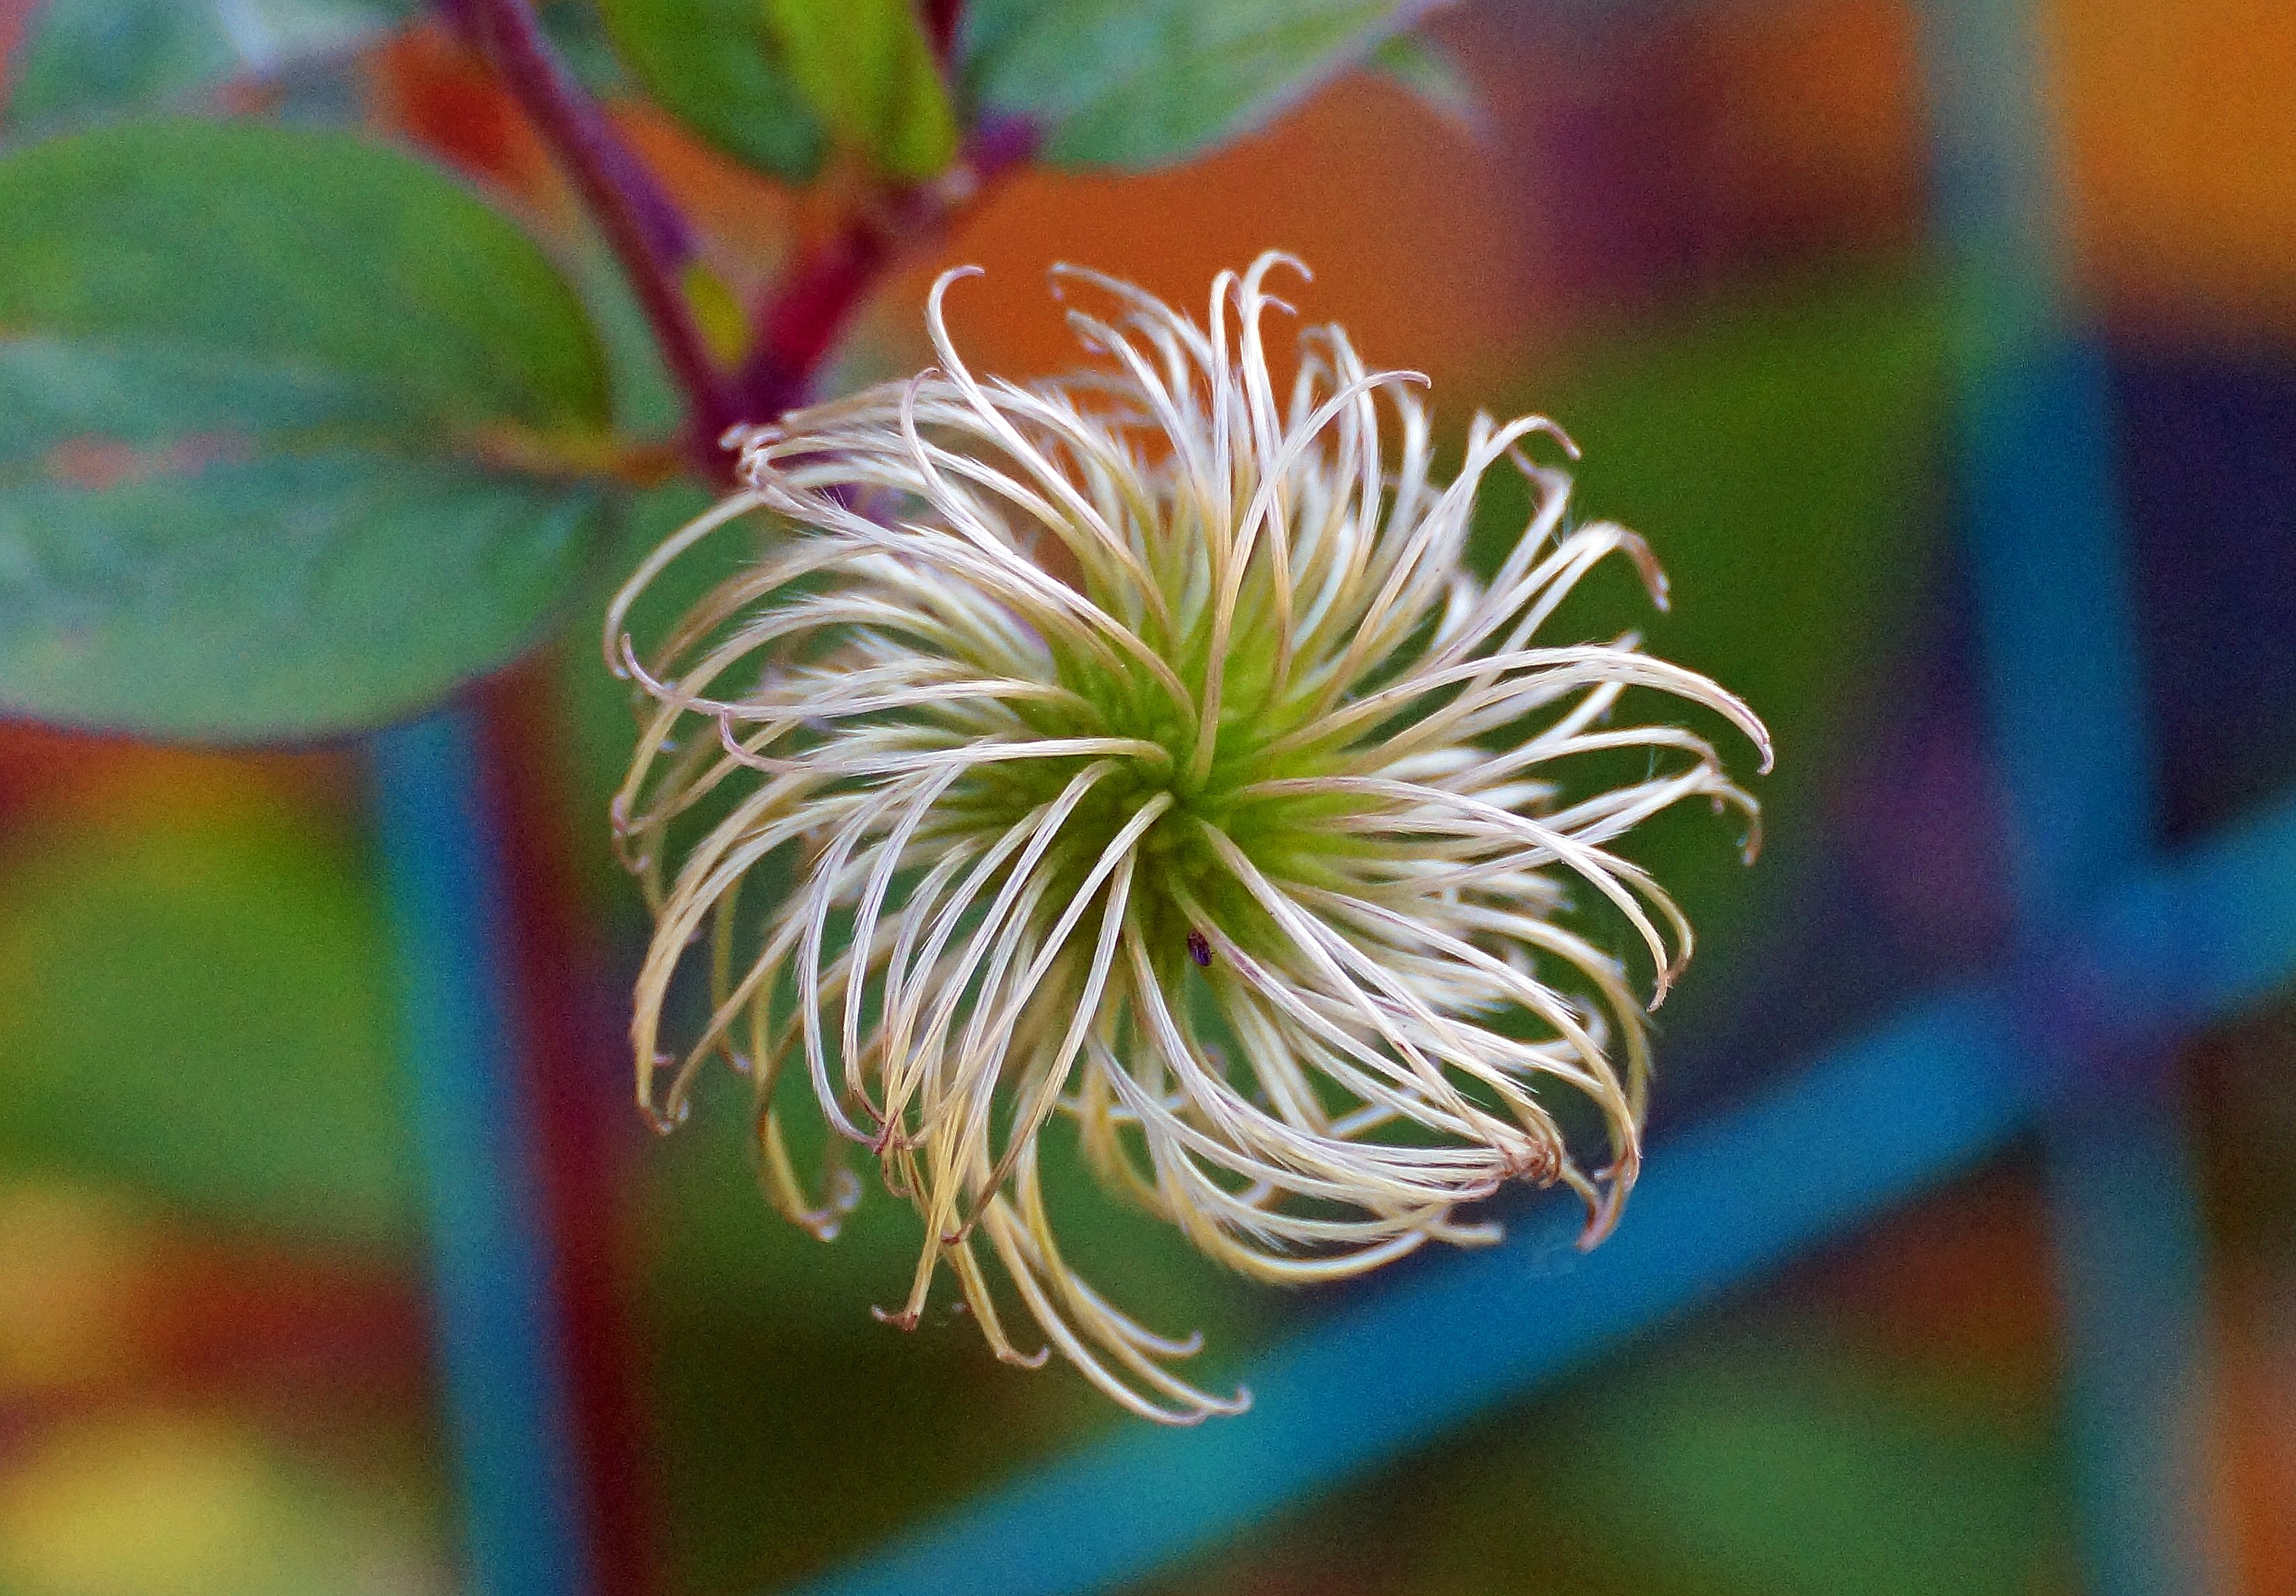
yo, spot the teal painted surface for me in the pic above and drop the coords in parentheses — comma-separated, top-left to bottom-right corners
(372, 709, 596, 1596)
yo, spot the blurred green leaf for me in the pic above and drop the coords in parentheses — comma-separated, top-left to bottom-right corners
(598, 0, 827, 184)
(1382, 1331, 2065, 1596)
(1566, 1339, 2066, 1596)
(0, 801, 415, 1243)
(4, 0, 409, 133)
(1473, 268, 1945, 989)
(1505, 270, 1945, 739)
(0, 120, 605, 430)
(962, 0, 1420, 170)
(536, 0, 633, 100)
(1368, 30, 1479, 130)
(0, 118, 619, 740)
(767, 0, 959, 180)
(568, 243, 686, 436)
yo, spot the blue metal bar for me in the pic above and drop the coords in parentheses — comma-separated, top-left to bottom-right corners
(781, 786, 2296, 1596)
(371, 707, 596, 1596)
(1916, 3, 2223, 1593)
(1915, 4, 2145, 903)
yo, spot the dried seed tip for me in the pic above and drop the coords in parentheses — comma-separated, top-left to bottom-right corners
(609, 251, 1770, 1421)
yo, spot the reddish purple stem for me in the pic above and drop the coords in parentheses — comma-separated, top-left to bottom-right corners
(454, 0, 740, 471)
(737, 222, 892, 421)
(923, 0, 965, 64)
(446, 0, 1027, 480)
(739, 117, 1038, 420)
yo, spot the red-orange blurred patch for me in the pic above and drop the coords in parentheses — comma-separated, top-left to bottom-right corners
(0, 723, 357, 837)
(143, 1233, 428, 1425)
(1684, 0, 1925, 263)
(0, 0, 32, 112)
(45, 434, 251, 494)
(895, 70, 1521, 398)
(2221, 1287, 2296, 1596)
(1793, 1164, 2059, 1398)
(368, 20, 567, 218)
(0, 1181, 425, 1433)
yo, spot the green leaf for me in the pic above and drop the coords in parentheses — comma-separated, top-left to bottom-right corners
(1471, 267, 1945, 1010)
(598, 0, 827, 184)
(0, 118, 618, 741)
(0, 120, 605, 432)
(537, 0, 633, 101)
(962, 0, 1418, 170)
(1496, 269, 1945, 781)
(0, 800, 416, 1244)
(4, 0, 408, 133)
(1368, 30, 1480, 130)
(1566, 1339, 2064, 1596)
(767, 0, 959, 181)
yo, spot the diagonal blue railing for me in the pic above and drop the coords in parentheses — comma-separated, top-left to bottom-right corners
(365, 5, 2286, 1596)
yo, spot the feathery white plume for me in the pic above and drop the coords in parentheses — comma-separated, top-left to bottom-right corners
(608, 254, 1771, 1421)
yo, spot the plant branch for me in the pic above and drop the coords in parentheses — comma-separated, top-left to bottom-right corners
(922, 0, 964, 65)
(448, 0, 1031, 479)
(455, 0, 742, 471)
(737, 117, 1038, 422)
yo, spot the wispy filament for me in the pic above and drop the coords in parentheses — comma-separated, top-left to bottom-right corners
(608, 254, 1772, 1421)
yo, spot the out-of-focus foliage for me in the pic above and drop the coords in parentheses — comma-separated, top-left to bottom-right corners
(0, 1411, 447, 1596)
(0, 119, 618, 739)
(1365, 30, 1478, 128)
(961, 0, 1427, 169)
(0, 0, 1440, 742)
(0, 795, 415, 1243)
(1566, 1339, 2061, 1596)
(1, 0, 406, 133)
(1475, 267, 1944, 971)
(767, 0, 958, 179)
(1260, 1330, 2065, 1596)
(597, 0, 827, 182)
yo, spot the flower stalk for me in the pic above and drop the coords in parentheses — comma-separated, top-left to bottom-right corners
(457, 0, 737, 461)
(453, 0, 1017, 476)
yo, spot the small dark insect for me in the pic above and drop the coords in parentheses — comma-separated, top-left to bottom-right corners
(1186, 928, 1213, 968)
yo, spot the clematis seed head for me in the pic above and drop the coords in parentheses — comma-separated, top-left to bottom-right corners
(606, 253, 1772, 1421)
